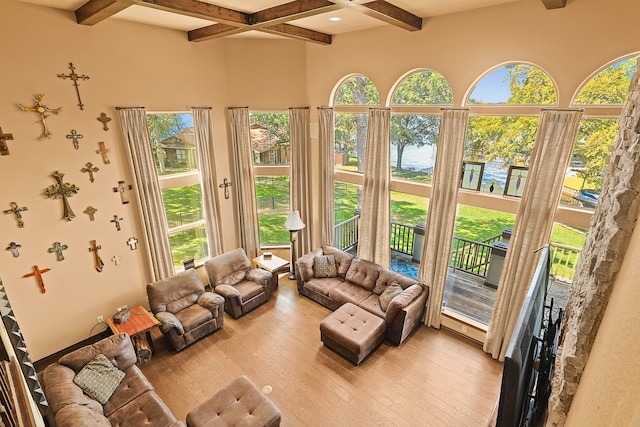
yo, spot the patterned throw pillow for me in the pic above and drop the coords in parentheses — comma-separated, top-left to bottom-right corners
(314, 255, 338, 278)
(379, 280, 404, 311)
(73, 354, 125, 404)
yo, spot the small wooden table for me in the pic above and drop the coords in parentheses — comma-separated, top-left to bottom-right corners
(107, 305, 159, 365)
(253, 254, 289, 292)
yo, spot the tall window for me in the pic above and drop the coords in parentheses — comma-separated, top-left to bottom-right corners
(147, 112, 208, 268)
(250, 112, 291, 246)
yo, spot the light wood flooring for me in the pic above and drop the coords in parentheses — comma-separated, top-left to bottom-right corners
(141, 276, 503, 427)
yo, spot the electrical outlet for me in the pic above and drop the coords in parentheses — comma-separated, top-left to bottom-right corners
(97, 316, 104, 323)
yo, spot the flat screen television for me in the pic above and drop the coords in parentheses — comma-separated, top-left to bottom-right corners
(495, 247, 550, 427)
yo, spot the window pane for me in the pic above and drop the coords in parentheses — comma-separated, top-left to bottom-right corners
(334, 181, 361, 251)
(391, 71, 453, 105)
(162, 184, 204, 227)
(574, 57, 637, 105)
(391, 114, 439, 182)
(334, 75, 380, 105)
(249, 112, 290, 165)
(255, 175, 289, 246)
(168, 225, 208, 268)
(258, 212, 290, 246)
(147, 113, 197, 176)
(389, 191, 429, 280)
(335, 113, 368, 172)
(468, 64, 557, 105)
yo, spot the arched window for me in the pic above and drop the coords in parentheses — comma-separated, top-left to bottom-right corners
(573, 57, 637, 105)
(391, 70, 453, 105)
(468, 63, 557, 105)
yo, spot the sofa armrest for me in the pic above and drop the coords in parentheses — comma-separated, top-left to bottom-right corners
(215, 284, 241, 299)
(385, 284, 428, 345)
(296, 248, 323, 283)
(385, 284, 424, 322)
(246, 268, 272, 289)
(156, 311, 184, 335)
(197, 292, 225, 313)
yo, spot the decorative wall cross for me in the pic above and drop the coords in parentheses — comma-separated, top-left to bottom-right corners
(97, 112, 111, 131)
(23, 265, 51, 293)
(113, 180, 133, 204)
(6, 242, 21, 257)
(4, 202, 28, 228)
(219, 177, 233, 199)
(111, 255, 122, 266)
(81, 162, 99, 183)
(44, 171, 79, 221)
(58, 63, 90, 111)
(0, 127, 14, 156)
(84, 206, 97, 221)
(89, 240, 104, 272)
(66, 129, 83, 149)
(18, 94, 61, 139)
(96, 141, 111, 164)
(127, 237, 138, 250)
(111, 214, 123, 231)
(48, 241, 68, 261)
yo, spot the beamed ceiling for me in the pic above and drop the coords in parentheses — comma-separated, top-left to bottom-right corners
(17, 0, 567, 45)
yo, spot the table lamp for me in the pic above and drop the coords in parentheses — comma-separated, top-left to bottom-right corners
(284, 210, 305, 280)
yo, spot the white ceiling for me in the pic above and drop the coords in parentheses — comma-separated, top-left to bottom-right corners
(17, 0, 522, 40)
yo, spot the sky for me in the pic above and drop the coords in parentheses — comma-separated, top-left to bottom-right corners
(469, 67, 512, 104)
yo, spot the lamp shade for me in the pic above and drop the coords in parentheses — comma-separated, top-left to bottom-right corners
(284, 210, 305, 231)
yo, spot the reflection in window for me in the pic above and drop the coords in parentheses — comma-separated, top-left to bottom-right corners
(249, 112, 290, 166)
(148, 113, 197, 176)
(468, 64, 557, 105)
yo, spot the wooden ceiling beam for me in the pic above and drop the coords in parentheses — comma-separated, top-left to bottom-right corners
(188, 23, 249, 42)
(75, 0, 136, 25)
(140, 0, 251, 26)
(358, 0, 422, 31)
(260, 23, 332, 44)
(251, 0, 342, 26)
(540, 0, 567, 9)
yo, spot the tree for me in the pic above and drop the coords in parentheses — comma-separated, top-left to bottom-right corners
(147, 113, 186, 174)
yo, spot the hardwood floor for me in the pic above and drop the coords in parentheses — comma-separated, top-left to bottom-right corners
(141, 276, 503, 427)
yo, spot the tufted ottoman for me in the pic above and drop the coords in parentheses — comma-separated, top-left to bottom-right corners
(186, 375, 281, 427)
(320, 302, 386, 365)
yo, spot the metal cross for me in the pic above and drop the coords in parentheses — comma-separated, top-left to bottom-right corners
(84, 205, 97, 221)
(0, 127, 14, 155)
(97, 112, 111, 131)
(66, 129, 83, 149)
(89, 240, 104, 272)
(23, 265, 51, 294)
(4, 202, 28, 228)
(113, 181, 133, 204)
(81, 162, 99, 183)
(18, 94, 62, 139)
(44, 171, 80, 221)
(48, 241, 68, 261)
(111, 214, 123, 231)
(219, 177, 233, 199)
(96, 141, 111, 164)
(58, 63, 90, 111)
(111, 255, 122, 266)
(127, 237, 139, 250)
(6, 242, 21, 257)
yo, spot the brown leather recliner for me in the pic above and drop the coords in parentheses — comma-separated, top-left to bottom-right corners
(204, 248, 273, 319)
(147, 269, 225, 352)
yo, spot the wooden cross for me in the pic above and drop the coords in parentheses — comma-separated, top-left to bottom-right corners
(44, 171, 80, 221)
(81, 162, 99, 183)
(89, 240, 104, 272)
(18, 94, 62, 139)
(6, 242, 21, 257)
(111, 255, 122, 266)
(48, 241, 68, 261)
(3, 202, 28, 228)
(219, 177, 233, 199)
(113, 180, 133, 204)
(0, 127, 14, 155)
(127, 237, 139, 250)
(97, 112, 111, 131)
(66, 129, 83, 149)
(23, 265, 51, 294)
(58, 63, 90, 110)
(84, 205, 97, 221)
(111, 214, 123, 231)
(96, 141, 111, 164)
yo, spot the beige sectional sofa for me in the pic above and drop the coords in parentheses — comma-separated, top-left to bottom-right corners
(295, 246, 428, 346)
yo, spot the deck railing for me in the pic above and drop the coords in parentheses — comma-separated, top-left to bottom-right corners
(449, 236, 493, 278)
(335, 215, 359, 250)
(549, 242, 582, 283)
(390, 222, 414, 255)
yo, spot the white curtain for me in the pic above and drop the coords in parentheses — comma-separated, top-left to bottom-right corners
(420, 108, 469, 328)
(289, 107, 313, 255)
(357, 108, 391, 266)
(228, 107, 261, 259)
(117, 107, 174, 281)
(318, 107, 335, 247)
(484, 108, 583, 360)
(192, 107, 223, 258)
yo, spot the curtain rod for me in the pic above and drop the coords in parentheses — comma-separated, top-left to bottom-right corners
(115, 106, 145, 110)
(191, 106, 212, 109)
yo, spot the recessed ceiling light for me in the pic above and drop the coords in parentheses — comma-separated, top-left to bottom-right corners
(328, 16, 341, 22)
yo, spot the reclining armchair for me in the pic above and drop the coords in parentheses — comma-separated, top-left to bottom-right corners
(204, 248, 273, 319)
(147, 269, 225, 352)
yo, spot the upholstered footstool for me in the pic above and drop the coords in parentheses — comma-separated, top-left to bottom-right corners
(186, 375, 281, 427)
(320, 302, 386, 365)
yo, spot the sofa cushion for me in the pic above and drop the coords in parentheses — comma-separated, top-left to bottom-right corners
(373, 269, 417, 295)
(175, 304, 213, 333)
(358, 294, 386, 319)
(304, 277, 343, 296)
(379, 280, 404, 311)
(107, 388, 180, 427)
(322, 246, 354, 278)
(55, 403, 111, 426)
(148, 269, 205, 314)
(44, 362, 104, 416)
(73, 354, 126, 404)
(102, 365, 154, 417)
(314, 255, 338, 278)
(60, 333, 137, 373)
(327, 282, 372, 306)
(345, 258, 381, 291)
(234, 280, 265, 302)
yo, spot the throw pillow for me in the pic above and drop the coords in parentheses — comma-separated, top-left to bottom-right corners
(314, 255, 338, 278)
(379, 280, 404, 311)
(73, 354, 125, 405)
